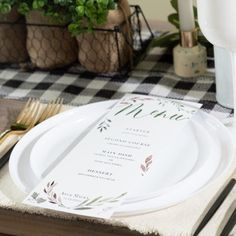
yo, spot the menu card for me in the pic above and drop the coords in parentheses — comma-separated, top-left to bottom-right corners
(24, 94, 202, 218)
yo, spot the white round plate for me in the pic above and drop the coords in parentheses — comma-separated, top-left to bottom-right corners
(9, 100, 234, 216)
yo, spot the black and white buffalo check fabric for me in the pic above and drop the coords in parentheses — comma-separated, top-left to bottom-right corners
(0, 47, 233, 121)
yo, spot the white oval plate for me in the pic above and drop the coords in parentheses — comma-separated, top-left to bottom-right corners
(29, 114, 198, 202)
(9, 100, 234, 216)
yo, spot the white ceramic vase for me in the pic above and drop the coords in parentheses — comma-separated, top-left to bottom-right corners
(214, 46, 234, 109)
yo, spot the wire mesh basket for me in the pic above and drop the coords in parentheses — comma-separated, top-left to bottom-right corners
(0, 9, 28, 64)
(0, 5, 154, 75)
(25, 10, 78, 70)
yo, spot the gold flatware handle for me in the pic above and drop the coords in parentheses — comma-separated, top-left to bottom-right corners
(0, 98, 64, 168)
(0, 129, 11, 142)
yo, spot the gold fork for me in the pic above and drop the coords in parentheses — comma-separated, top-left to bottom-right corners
(37, 98, 64, 124)
(0, 98, 64, 144)
(0, 98, 41, 144)
(0, 98, 64, 166)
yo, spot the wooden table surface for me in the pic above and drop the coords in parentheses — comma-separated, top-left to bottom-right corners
(0, 208, 152, 236)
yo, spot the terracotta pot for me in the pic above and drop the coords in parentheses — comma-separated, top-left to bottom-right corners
(0, 8, 28, 63)
(26, 11, 77, 69)
(76, 0, 132, 73)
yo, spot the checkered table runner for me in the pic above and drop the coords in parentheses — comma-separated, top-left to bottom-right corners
(0, 47, 233, 121)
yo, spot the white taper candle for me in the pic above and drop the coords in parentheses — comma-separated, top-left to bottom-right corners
(177, 0, 195, 31)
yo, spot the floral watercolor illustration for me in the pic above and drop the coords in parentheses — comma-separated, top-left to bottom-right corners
(28, 181, 127, 211)
(140, 155, 153, 176)
(120, 95, 197, 115)
(120, 96, 155, 105)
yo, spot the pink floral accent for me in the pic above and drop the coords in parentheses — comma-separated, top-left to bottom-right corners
(140, 155, 153, 176)
(120, 96, 155, 105)
(120, 101, 130, 105)
(127, 97, 155, 103)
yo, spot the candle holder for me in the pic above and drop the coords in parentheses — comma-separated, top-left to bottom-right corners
(173, 29, 207, 78)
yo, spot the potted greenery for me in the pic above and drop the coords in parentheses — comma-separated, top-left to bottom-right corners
(0, 0, 133, 72)
(0, 0, 28, 63)
(18, 0, 77, 69)
(68, 0, 133, 73)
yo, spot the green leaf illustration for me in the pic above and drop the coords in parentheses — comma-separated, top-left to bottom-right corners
(85, 196, 103, 206)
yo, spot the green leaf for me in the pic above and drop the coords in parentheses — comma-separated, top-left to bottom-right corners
(193, 6, 199, 28)
(0, 3, 11, 14)
(32, 0, 45, 9)
(68, 21, 85, 35)
(153, 32, 180, 48)
(76, 0, 86, 5)
(168, 13, 179, 29)
(108, 0, 115, 9)
(193, 6, 198, 18)
(114, 192, 127, 199)
(86, 0, 94, 8)
(76, 5, 85, 16)
(170, 0, 178, 11)
(85, 196, 103, 205)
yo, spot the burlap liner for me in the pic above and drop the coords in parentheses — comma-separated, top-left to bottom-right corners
(0, 8, 28, 63)
(76, 0, 133, 73)
(26, 11, 77, 69)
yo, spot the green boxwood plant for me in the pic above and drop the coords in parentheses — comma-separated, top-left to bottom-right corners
(68, 0, 118, 34)
(16, 0, 118, 34)
(18, 0, 73, 24)
(0, 0, 16, 14)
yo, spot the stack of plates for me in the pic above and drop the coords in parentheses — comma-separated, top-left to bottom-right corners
(9, 100, 234, 217)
